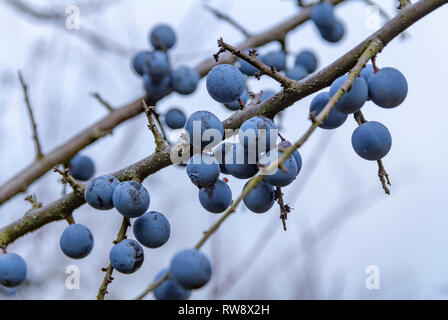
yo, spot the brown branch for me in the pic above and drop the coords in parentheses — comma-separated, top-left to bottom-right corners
(90, 92, 114, 112)
(52, 166, 83, 195)
(18, 71, 44, 160)
(354, 111, 391, 194)
(97, 217, 130, 300)
(0, 1, 349, 207)
(142, 100, 166, 152)
(275, 187, 291, 231)
(217, 39, 296, 87)
(0, 0, 444, 251)
(204, 4, 251, 38)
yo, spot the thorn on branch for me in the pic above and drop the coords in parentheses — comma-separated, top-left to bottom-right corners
(91, 92, 114, 112)
(24, 193, 42, 210)
(53, 166, 83, 195)
(142, 100, 166, 152)
(18, 71, 44, 160)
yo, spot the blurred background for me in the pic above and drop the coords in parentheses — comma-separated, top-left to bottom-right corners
(0, 0, 447, 300)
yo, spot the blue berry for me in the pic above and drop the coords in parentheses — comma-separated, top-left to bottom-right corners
(69, 155, 95, 181)
(143, 74, 171, 100)
(278, 140, 302, 176)
(213, 142, 233, 174)
(112, 181, 150, 218)
(153, 268, 191, 300)
(170, 67, 200, 95)
(238, 116, 277, 155)
(186, 153, 220, 188)
(144, 51, 171, 81)
(286, 65, 308, 81)
(319, 20, 344, 43)
(60, 224, 94, 259)
(184, 111, 224, 151)
(132, 51, 151, 76)
(243, 180, 275, 213)
(367, 67, 408, 108)
(330, 74, 368, 114)
(261, 51, 286, 71)
(149, 24, 176, 50)
(259, 150, 298, 187)
(84, 175, 120, 210)
(165, 108, 186, 129)
(109, 239, 144, 274)
(295, 50, 318, 73)
(224, 90, 249, 111)
(309, 92, 347, 129)
(224, 143, 259, 179)
(311, 2, 336, 29)
(133, 211, 170, 248)
(351, 121, 392, 161)
(206, 64, 246, 103)
(0, 253, 27, 288)
(360, 64, 375, 82)
(238, 51, 259, 76)
(199, 179, 232, 213)
(170, 249, 212, 289)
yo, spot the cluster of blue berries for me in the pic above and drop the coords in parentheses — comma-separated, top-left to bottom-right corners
(311, 64, 407, 161)
(132, 24, 200, 100)
(310, 2, 345, 43)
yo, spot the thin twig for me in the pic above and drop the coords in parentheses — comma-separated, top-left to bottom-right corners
(353, 111, 391, 194)
(91, 92, 114, 112)
(135, 273, 170, 300)
(216, 39, 296, 88)
(142, 100, 166, 152)
(18, 71, 44, 160)
(24, 193, 42, 210)
(53, 166, 83, 195)
(97, 217, 130, 300)
(204, 4, 251, 37)
(275, 187, 290, 231)
(398, 0, 412, 9)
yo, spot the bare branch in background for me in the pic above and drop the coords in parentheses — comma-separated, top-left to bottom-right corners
(204, 4, 252, 37)
(90, 92, 114, 112)
(18, 71, 44, 160)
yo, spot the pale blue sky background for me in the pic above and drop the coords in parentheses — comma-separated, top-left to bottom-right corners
(0, 0, 447, 299)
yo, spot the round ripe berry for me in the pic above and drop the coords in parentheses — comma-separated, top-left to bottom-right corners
(60, 224, 94, 259)
(295, 50, 318, 73)
(170, 67, 200, 95)
(223, 143, 259, 179)
(112, 181, 150, 218)
(144, 50, 171, 81)
(319, 20, 345, 43)
(278, 140, 302, 176)
(330, 73, 368, 114)
(199, 179, 232, 213)
(84, 175, 120, 210)
(186, 153, 220, 188)
(153, 268, 191, 300)
(0, 253, 27, 288)
(243, 179, 275, 214)
(143, 74, 171, 101)
(310, 2, 336, 29)
(309, 92, 348, 129)
(69, 155, 95, 181)
(149, 24, 176, 50)
(360, 64, 375, 83)
(170, 249, 212, 290)
(259, 150, 298, 187)
(238, 116, 277, 155)
(368, 67, 408, 108)
(206, 64, 246, 104)
(133, 211, 170, 248)
(286, 65, 308, 81)
(213, 142, 233, 174)
(260, 51, 287, 71)
(109, 239, 144, 274)
(165, 108, 186, 129)
(224, 90, 249, 111)
(132, 51, 151, 76)
(184, 111, 224, 151)
(351, 121, 392, 161)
